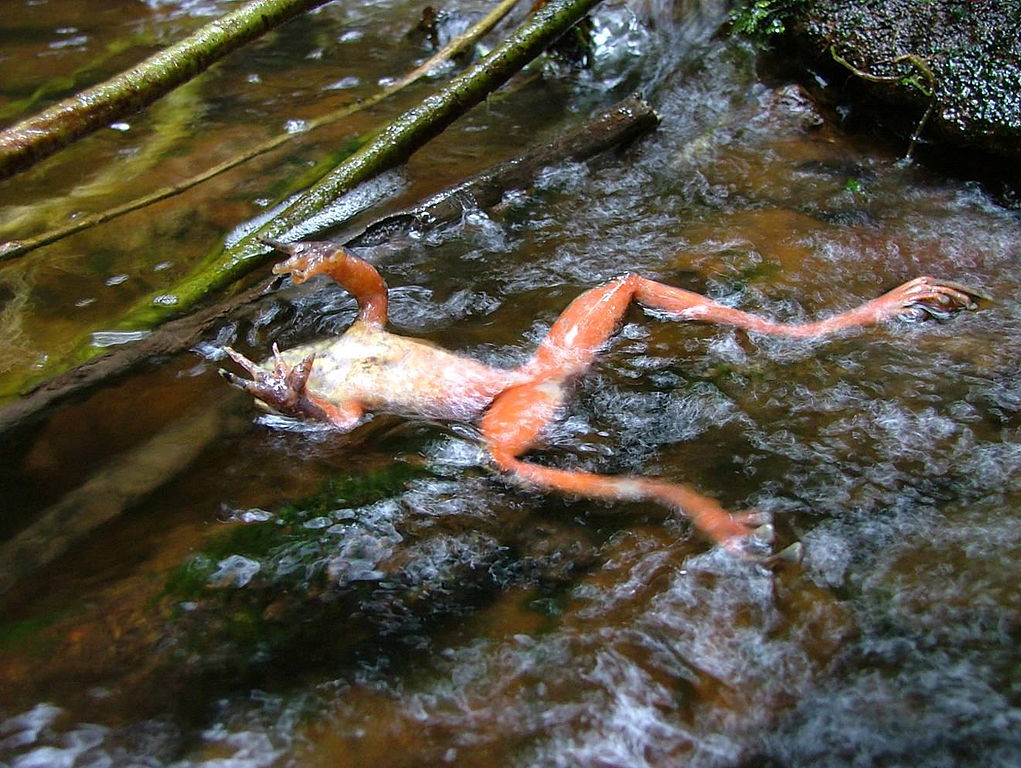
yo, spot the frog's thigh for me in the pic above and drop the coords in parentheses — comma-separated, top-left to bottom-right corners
(481, 377, 568, 458)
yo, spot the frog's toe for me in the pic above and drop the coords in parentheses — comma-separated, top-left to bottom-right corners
(896, 277, 989, 322)
(258, 235, 296, 255)
(286, 352, 316, 393)
(219, 367, 251, 391)
(765, 541, 803, 566)
(223, 346, 262, 376)
(734, 508, 772, 527)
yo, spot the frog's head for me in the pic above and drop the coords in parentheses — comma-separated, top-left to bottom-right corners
(259, 237, 350, 285)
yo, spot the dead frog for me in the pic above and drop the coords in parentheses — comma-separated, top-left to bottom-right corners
(223, 237, 985, 556)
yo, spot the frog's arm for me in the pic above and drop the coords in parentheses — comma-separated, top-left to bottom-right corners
(260, 237, 388, 327)
(221, 345, 364, 431)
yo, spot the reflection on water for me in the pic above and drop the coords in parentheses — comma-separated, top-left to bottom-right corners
(2, 0, 1020, 766)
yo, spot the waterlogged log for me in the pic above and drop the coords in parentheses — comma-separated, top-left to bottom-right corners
(0, 96, 656, 438)
(0, 403, 239, 595)
(0, 0, 331, 181)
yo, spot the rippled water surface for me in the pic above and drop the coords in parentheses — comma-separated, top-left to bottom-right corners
(2, 0, 1020, 766)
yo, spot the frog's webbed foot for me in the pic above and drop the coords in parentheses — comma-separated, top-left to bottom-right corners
(715, 508, 802, 566)
(220, 345, 318, 418)
(877, 276, 990, 323)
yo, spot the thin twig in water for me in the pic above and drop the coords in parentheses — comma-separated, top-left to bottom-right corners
(0, 0, 333, 180)
(0, 0, 522, 264)
(830, 46, 935, 161)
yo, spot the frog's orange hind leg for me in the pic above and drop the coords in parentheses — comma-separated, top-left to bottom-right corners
(489, 269, 982, 549)
(630, 274, 983, 337)
(488, 276, 756, 549)
(480, 377, 757, 551)
(519, 273, 984, 382)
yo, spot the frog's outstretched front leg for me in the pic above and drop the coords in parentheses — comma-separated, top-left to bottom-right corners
(221, 345, 363, 430)
(260, 237, 389, 327)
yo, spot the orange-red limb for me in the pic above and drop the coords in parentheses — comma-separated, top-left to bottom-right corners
(484, 272, 979, 548)
(480, 379, 754, 547)
(262, 237, 388, 326)
(247, 239, 985, 550)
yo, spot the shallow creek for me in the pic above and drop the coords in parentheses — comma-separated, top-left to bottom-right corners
(1, 0, 1020, 766)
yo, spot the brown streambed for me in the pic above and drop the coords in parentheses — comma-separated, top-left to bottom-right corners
(1, 1, 1020, 766)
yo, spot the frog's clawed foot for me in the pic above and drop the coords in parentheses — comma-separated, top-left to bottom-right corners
(220, 345, 316, 415)
(721, 508, 803, 566)
(259, 236, 346, 285)
(881, 276, 990, 323)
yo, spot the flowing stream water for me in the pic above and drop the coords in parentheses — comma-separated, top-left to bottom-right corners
(1, 0, 1020, 766)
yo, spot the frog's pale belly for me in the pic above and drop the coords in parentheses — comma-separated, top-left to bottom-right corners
(272, 322, 527, 423)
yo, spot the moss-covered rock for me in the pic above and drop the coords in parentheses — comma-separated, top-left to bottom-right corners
(787, 0, 1021, 159)
(160, 459, 599, 679)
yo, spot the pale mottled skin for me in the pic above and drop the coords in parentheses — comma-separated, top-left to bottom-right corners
(224, 238, 984, 555)
(274, 321, 528, 423)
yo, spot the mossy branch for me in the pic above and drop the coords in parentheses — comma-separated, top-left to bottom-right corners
(0, 0, 523, 263)
(5, 0, 600, 398)
(100, 0, 603, 336)
(0, 0, 331, 181)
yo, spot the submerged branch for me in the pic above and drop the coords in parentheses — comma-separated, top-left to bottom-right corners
(0, 95, 656, 438)
(0, 0, 523, 263)
(0, 0, 331, 181)
(0, 403, 239, 596)
(93, 0, 605, 335)
(0, 81, 206, 256)
(346, 96, 659, 248)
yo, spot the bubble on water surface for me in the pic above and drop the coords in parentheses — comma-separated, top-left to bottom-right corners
(90, 330, 151, 347)
(208, 555, 261, 588)
(323, 76, 360, 91)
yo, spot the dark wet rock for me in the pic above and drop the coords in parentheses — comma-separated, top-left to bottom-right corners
(758, 82, 827, 133)
(0, 453, 607, 729)
(158, 469, 602, 681)
(513, 519, 600, 585)
(787, 0, 1021, 159)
